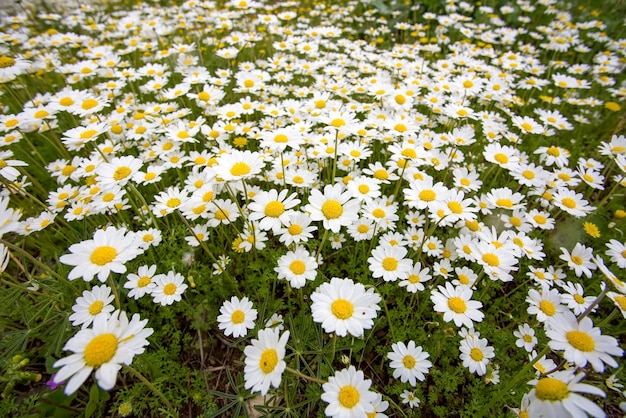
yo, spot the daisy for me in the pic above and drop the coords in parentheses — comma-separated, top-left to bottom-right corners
(534, 146, 571, 168)
(243, 327, 289, 396)
(151, 271, 188, 306)
(367, 243, 412, 282)
(607, 291, 626, 318)
(310, 277, 381, 338)
(398, 262, 432, 293)
(247, 189, 300, 233)
(0, 150, 27, 182)
(68, 284, 115, 328)
(321, 365, 377, 418)
(513, 323, 538, 353)
(152, 186, 189, 218)
(124, 265, 157, 299)
(526, 286, 566, 323)
(277, 211, 316, 245)
(403, 175, 450, 210)
(400, 390, 420, 408)
(387, 340, 432, 386)
(59, 227, 142, 282)
(217, 296, 257, 338)
(546, 311, 623, 373)
(552, 188, 594, 218)
(304, 184, 359, 233)
(213, 150, 265, 182)
(459, 336, 495, 376)
(430, 282, 484, 328)
(559, 281, 595, 315)
(53, 310, 153, 395)
(526, 370, 606, 418)
(605, 239, 626, 268)
(559, 243, 596, 278)
(274, 246, 318, 289)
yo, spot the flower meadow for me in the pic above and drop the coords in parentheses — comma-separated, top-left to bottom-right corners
(1, 0, 626, 416)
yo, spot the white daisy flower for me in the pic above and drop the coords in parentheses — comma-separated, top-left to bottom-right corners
(217, 296, 257, 338)
(243, 327, 289, 395)
(68, 284, 115, 328)
(124, 265, 157, 299)
(321, 365, 377, 418)
(387, 340, 432, 386)
(526, 370, 606, 418)
(310, 277, 381, 338)
(430, 282, 484, 328)
(151, 271, 188, 306)
(53, 310, 153, 395)
(546, 311, 623, 373)
(274, 246, 318, 289)
(59, 227, 142, 282)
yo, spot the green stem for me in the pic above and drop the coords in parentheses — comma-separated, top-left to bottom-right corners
(315, 229, 329, 263)
(107, 274, 121, 310)
(1, 239, 65, 282)
(285, 366, 325, 385)
(484, 345, 551, 413)
(123, 364, 178, 417)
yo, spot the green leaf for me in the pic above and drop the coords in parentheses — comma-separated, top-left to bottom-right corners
(85, 383, 100, 418)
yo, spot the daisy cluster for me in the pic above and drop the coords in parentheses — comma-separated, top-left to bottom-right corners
(0, 0, 625, 416)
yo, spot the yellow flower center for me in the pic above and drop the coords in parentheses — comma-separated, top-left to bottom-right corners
(230, 162, 251, 176)
(382, 257, 398, 271)
(34, 110, 49, 119)
(82, 99, 98, 110)
(520, 122, 533, 132)
(88, 301, 104, 315)
(403, 355, 416, 369)
(546, 146, 561, 157)
(570, 256, 583, 265)
(163, 283, 177, 295)
(338, 385, 360, 408)
(539, 300, 556, 316)
(358, 184, 370, 194)
(573, 294, 585, 304)
(494, 153, 508, 164)
(137, 276, 151, 287)
(288, 224, 303, 235)
(496, 198, 513, 208)
(535, 378, 569, 401)
(357, 224, 369, 233)
(614, 295, 626, 310)
(448, 296, 466, 313)
(448, 201, 463, 214)
(372, 208, 385, 218)
(523, 334, 534, 343)
(482, 253, 500, 267)
(566, 330, 595, 352)
(215, 208, 229, 221)
(408, 274, 420, 284)
(322, 200, 343, 219)
(331, 118, 346, 128)
(80, 129, 97, 139)
(231, 309, 245, 324)
(166, 198, 181, 208)
(331, 299, 354, 320)
(274, 133, 288, 143)
(469, 347, 484, 362)
(264, 200, 284, 218)
(90, 246, 117, 266)
(0, 56, 16, 68)
(113, 166, 132, 181)
(84, 333, 118, 368)
(289, 260, 306, 275)
(419, 189, 436, 202)
(259, 348, 278, 374)
(373, 169, 388, 180)
(561, 197, 576, 209)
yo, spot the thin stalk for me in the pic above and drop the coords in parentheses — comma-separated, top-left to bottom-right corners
(285, 366, 325, 385)
(123, 364, 178, 417)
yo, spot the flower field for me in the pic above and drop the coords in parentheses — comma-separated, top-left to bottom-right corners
(0, 0, 625, 416)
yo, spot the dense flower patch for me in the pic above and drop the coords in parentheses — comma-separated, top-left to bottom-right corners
(0, 0, 625, 416)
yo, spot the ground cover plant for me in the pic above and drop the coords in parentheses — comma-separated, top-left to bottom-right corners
(0, 0, 625, 416)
